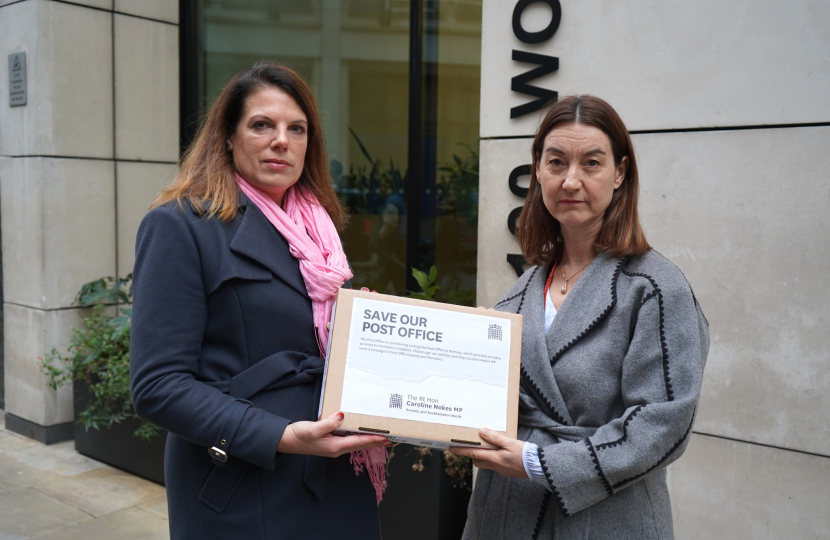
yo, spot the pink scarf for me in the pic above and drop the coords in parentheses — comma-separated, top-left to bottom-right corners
(235, 174, 387, 502)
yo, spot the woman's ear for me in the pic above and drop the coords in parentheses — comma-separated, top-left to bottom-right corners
(614, 156, 628, 190)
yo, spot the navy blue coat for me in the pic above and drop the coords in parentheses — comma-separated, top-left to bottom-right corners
(130, 195, 381, 540)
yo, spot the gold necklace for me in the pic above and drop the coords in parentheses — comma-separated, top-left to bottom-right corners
(559, 260, 593, 294)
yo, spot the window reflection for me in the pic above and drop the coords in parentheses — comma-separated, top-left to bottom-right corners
(196, 0, 481, 302)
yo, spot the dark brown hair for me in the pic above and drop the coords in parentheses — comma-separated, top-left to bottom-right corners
(517, 95, 650, 266)
(152, 61, 346, 229)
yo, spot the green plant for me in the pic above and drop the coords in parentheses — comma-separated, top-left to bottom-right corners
(436, 142, 479, 223)
(336, 132, 480, 223)
(443, 288, 477, 306)
(336, 127, 406, 215)
(407, 265, 440, 301)
(408, 264, 475, 307)
(40, 276, 159, 441)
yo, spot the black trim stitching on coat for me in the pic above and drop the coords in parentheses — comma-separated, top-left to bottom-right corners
(520, 366, 570, 426)
(494, 291, 522, 307)
(620, 268, 674, 402)
(494, 267, 539, 312)
(641, 289, 658, 304)
(611, 409, 695, 490)
(595, 405, 644, 450)
(516, 266, 539, 313)
(531, 491, 551, 540)
(585, 438, 613, 496)
(549, 259, 625, 366)
(512, 265, 573, 427)
(538, 446, 570, 518)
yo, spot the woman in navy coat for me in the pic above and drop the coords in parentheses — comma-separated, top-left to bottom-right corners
(130, 62, 389, 540)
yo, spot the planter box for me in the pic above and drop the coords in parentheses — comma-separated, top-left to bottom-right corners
(379, 445, 471, 540)
(73, 379, 166, 485)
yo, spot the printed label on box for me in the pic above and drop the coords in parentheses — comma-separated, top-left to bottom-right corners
(339, 297, 511, 431)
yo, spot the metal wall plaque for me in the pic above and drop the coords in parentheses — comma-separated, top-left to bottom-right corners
(9, 52, 27, 107)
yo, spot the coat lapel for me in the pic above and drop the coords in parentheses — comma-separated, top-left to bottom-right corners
(518, 265, 575, 426)
(229, 194, 310, 299)
(546, 252, 623, 364)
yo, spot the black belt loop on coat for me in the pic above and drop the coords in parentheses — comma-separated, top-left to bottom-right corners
(208, 398, 252, 466)
(199, 458, 251, 514)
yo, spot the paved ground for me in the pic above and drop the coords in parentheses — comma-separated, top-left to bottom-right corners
(0, 409, 169, 540)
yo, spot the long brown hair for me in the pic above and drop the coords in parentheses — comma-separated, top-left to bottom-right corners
(517, 95, 650, 266)
(153, 61, 346, 229)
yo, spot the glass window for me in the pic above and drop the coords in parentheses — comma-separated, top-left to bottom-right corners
(185, 0, 481, 304)
(421, 0, 481, 306)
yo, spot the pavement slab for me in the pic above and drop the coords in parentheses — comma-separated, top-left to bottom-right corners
(0, 430, 37, 453)
(1, 409, 170, 538)
(35, 507, 169, 540)
(6, 441, 104, 477)
(35, 467, 166, 518)
(0, 487, 92, 538)
(138, 496, 169, 520)
(0, 454, 64, 491)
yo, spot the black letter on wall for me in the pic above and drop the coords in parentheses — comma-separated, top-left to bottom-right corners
(508, 164, 531, 198)
(507, 207, 524, 236)
(510, 50, 559, 119)
(506, 254, 528, 277)
(512, 0, 561, 44)
(506, 165, 531, 276)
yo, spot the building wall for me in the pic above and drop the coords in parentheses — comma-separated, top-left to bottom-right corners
(477, 1, 830, 537)
(0, 0, 178, 442)
(0, 1, 827, 533)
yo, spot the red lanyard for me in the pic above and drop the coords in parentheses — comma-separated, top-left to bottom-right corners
(543, 263, 557, 302)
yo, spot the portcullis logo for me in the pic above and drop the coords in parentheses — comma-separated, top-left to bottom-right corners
(389, 393, 402, 409)
(488, 324, 503, 341)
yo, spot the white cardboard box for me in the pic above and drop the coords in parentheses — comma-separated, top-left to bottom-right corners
(318, 289, 522, 449)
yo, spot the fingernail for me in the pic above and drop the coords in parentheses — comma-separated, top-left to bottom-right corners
(336, 412, 345, 421)
(481, 428, 490, 436)
(385, 442, 393, 447)
(360, 287, 369, 291)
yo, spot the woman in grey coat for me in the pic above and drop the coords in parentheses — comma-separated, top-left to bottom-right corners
(451, 95, 709, 539)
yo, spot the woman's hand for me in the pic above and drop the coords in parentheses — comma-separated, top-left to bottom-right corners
(278, 412, 390, 458)
(449, 428, 528, 478)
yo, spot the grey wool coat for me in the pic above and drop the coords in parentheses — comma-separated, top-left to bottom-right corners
(462, 250, 709, 540)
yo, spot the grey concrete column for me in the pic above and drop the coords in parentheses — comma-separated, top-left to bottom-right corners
(0, 0, 115, 443)
(0, 0, 178, 443)
(112, 9, 179, 276)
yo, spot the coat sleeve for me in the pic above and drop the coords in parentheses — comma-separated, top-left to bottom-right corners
(537, 272, 710, 516)
(129, 207, 289, 470)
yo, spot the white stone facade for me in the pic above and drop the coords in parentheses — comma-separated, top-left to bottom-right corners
(0, 0, 178, 439)
(478, 0, 830, 537)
